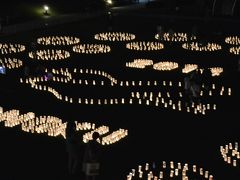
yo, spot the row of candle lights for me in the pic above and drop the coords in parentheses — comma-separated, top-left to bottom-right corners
(126, 42, 164, 51)
(182, 64, 198, 73)
(229, 46, 240, 55)
(2, 34, 240, 58)
(23, 68, 229, 93)
(220, 142, 240, 167)
(0, 43, 25, 55)
(155, 32, 197, 42)
(51, 68, 117, 84)
(22, 75, 190, 88)
(0, 107, 128, 145)
(0, 58, 23, 69)
(225, 36, 240, 45)
(126, 59, 154, 69)
(94, 32, 135, 41)
(22, 68, 190, 89)
(126, 162, 214, 180)
(28, 49, 70, 61)
(126, 60, 223, 76)
(37, 36, 80, 46)
(182, 42, 222, 52)
(153, 61, 179, 71)
(23, 67, 230, 92)
(33, 34, 240, 46)
(73, 44, 111, 54)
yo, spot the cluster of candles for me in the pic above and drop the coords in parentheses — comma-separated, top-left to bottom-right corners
(182, 64, 198, 73)
(0, 107, 128, 145)
(153, 61, 179, 71)
(155, 32, 196, 42)
(29, 49, 70, 61)
(126, 59, 154, 69)
(229, 46, 240, 55)
(220, 142, 240, 167)
(76, 122, 95, 131)
(0, 43, 25, 54)
(225, 36, 240, 45)
(94, 32, 135, 41)
(126, 41, 164, 51)
(182, 42, 222, 52)
(0, 58, 23, 69)
(74, 123, 128, 145)
(130, 89, 220, 115)
(0, 108, 64, 136)
(101, 128, 128, 145)
(126, 162, 214, 180)
(25, 116, 65, 137)
(73, 44, 111, 54)
(37, 36, 80, 46)
(209, 67, 223, 76)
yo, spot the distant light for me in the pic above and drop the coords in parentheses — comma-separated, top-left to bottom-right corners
(44, 5, 49, 11)
(107, 0, 112, 4)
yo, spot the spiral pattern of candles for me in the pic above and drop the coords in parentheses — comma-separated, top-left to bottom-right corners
(0, 43, 25, 54)
(37, 36, 80, 46)
(0, 106, 128, 145)
(126, 162, 214, 180)
(220, 142, 240, 167)
(19, 67, 232, 115)
(94, 32, 135, 41)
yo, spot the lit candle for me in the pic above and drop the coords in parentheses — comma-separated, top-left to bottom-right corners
(159, 171, 163, 178)
(193, 165, 196, 172)
(138, 165, 142, 172)
(162, 161, 166, 168)
(145, 163, 149, 171)
(205, 171, 209, 178)
(233, 160, 237, 167)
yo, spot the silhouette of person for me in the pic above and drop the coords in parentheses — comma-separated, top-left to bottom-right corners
(184, 73, 192, 106)
(23, 66, 30, 77)
(66, 121, 82, 176)
(202, 68, 212, 90)
(83, 132, 102, 180)
(189, 69, 201, 103)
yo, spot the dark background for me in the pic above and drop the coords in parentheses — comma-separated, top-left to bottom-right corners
(1, 1, 240, 180)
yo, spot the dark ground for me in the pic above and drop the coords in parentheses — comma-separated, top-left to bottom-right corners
(0, 7, 240, 180)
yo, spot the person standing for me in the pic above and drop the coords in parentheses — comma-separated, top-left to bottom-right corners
(66, 121, 82, 176)
(83, 132, 102, 180)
